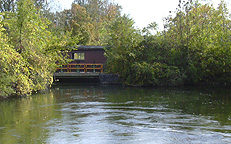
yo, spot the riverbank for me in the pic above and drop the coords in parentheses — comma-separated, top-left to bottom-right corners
(1, 76, 231, 100)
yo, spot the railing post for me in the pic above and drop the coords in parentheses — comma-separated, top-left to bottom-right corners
(101, 64, 103, 73)
(93, 64, 96, 73)
(84, 64, 87, 73)
(77, 64, 80, 73)
(61, 65, 63, 73)
(56, 63, 104, 73)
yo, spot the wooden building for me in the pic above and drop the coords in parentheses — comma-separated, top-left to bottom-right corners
(69, 46, 107, 64)
(54, 46, 121, 84)
(56, 46, 106, 74)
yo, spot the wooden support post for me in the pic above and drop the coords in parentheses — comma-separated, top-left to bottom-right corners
(93, 64, 96, 73)
(84, 64, 87, 73)
(77, 65, 80, 73)
(101, 65, 103, 73)
(67, 64, 70, 72)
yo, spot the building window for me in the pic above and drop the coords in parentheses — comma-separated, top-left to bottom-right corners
(73, 53, 85, 60)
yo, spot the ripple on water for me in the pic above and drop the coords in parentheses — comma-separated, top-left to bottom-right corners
(44, 99, 231, 143)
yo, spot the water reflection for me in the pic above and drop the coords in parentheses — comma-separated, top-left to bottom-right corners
(0, 92, 61, 144)
(0, 84, 231, 143)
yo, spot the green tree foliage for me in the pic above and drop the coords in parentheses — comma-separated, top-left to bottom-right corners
(0, 20, 32, 97)
(74, 0, 121, 21)
(4, 0, 56, 91)
(103, 0, 231, 86)
(70, 3, 94, 44)
(103, 15, 143, 77)
(52, 0, 121, 45)
(1, 0, 231, 97)
(164, 0, 231, 84)
(0, 0, 76, 98)
(79, 0, 121, 45)
(0, 0, 17, 12)
(103, 15, 182, 86)
(0, 0, 51, 12)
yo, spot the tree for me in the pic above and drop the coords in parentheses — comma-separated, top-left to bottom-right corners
(103, 0, 231, 86)
(102, 15, 182, 86)
(72, 0, 121, 45)
(70, 3, 94, 44)
(164, 0, 231, 84)
(0, 16, 32, 97)
(103, 15, 143, 75)
(0, 0, 76, 98)
(0, 0, 51, 12)
(0, 0, 17, 12)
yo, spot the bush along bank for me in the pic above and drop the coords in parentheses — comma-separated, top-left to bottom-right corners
(102, 2, 231, 86)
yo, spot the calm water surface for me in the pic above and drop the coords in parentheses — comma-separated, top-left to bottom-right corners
(0, 84, 231, 144)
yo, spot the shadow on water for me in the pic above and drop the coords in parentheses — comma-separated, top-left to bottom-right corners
(0, 84, 231, 143)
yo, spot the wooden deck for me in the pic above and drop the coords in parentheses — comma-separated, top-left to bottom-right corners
(56, 64, 103, 73)
(54, 63, 103, 81)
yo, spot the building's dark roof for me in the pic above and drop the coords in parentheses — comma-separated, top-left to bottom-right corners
(74, 46, 104, 50)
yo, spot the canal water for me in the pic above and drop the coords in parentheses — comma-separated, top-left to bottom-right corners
(0, 84, 231, 144)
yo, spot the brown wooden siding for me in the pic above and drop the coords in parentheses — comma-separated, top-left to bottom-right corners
(69, 49, 107, 64)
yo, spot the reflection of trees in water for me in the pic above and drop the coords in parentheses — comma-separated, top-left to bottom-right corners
(98, 86, 231, 126)
(51, 86, 231, 126)
(0, 92, 61, 143)
(1, 85, 231, 143)
(53, 85, 105, 102)
(162, 87, 231, 126)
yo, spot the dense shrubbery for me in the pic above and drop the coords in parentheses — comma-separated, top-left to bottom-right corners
(0, 0, 74, 98)
(0, 28, 32, 97)
(103, 1, 231, 86)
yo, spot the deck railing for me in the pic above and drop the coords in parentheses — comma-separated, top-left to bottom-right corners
(56, 64, 103, 73)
